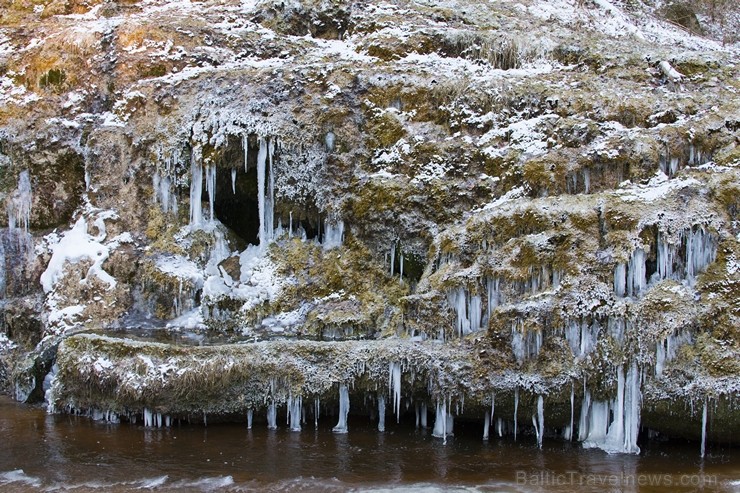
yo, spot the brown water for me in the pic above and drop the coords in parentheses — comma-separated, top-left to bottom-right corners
(1, 396, 737, 492)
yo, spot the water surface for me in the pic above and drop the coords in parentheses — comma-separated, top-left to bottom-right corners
(1, 396, 737, 492)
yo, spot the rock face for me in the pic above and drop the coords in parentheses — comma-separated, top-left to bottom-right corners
(0, 0, 739, 451)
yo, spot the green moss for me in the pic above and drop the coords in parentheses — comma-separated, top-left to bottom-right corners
(38, 68, 66, 89)
(366, 112, 406, 149)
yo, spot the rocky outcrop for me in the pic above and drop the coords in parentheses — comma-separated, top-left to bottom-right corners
(0, 0, 738, 452)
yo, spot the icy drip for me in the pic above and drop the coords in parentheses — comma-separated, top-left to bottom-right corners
(486, 278, 500, 319)
(578, 384, 591, 441)
(656, 233, 676, 281)
(626, 248, 646, 297)
(448, 288, 483, 337)
(389, 362, 402, 423)
(656, 329, 690, 376)
(6, 170, 32, 233)
(614, 263, 626, 297)
(323, 219, 344, 249)
(256, 137, 275, 247)
(288, 395, 302, 432)
(513, 388, 519, 441)
(189, 159, 203, 227)
(483, 411, 490, 440)
(582, 363, 641, 454)
(623, 362, 641, 454)
(583, 168, 591, 193)
(532, 395, 544, 449)
(659, 154, 680, 177)
(231, 168, 237, 194)
(390, 241, 396, 276)
(512, 321, 542, 362)
(325, 131, 335, 151)
(267, 403, 277, 430)
(332, 384, 350, 433)
(700, 399, 707, 458)
(685, 227, 716, 280)
(420, 402, 427, 428)
(314, 398, 320, 429)
(432, 398, 453, 443)
(377, 395, 386, 432)
(267, 139, 275, 242)
(247, 409, 253, 429)
(143, 408, 165, 428)
(205, 165, 216, 222)
(399, 253, 404, 282)
(153, 172, 179, 216)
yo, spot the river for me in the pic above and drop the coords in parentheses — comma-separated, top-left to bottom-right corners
(1, 396, 737, 492)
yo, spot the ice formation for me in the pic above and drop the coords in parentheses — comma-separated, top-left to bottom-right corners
(332, 384, 349, 434)
(287, 394, 302, 432)
(189, 158, 203, 227)
(532, 395, 544, 449)
(700, 399, 707, 458)
(7, 170, 32, 232)
(323, 220, 344, 249)
(377, 395, 386, 432)
(447, 288, 483, 337)
(389, 362, 402, 423)
(432, 398, 453, 443)
(267, 402, 277, 430)
(581, 363, 641, 454)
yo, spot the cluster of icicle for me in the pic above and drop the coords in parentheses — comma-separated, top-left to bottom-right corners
(614, 227, 716, 297)
(1, 170, 34, 296)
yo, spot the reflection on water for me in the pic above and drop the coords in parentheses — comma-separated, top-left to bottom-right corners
(0, 396, 737, 492)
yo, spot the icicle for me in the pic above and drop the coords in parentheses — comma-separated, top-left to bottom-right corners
(323, 219, 344, 249)
(700, 398, 707, 458)
(614, 263, 626, 297)
(420, 402, 427, 428)
(378, 395, 386, 432)
(532, 395, 544, 449)
(448, 288, 471, 337)
(623, 361, 641, 454)
(314, 398, 320, 429)
(578, 386, 591, 442)
(289, 211, 293, 238)
(189, 159, 203, 227)
(685, 227, 716, 281)
(231, 168, 237, 194)
(432, 399, 450, 443)
(399, 253, 404, 282)
(267, 402, 277, 430)
(583, 168, 591, 193)
(206, 165, 216, 222)
(568, 383, 574, 441)
(288, 394, 302, 432)
(497, 418, 503, 437)
(469, 295, 482, 332)
(626, 248, 646, 297)
(267, 138, 275, 243)
(513, 388, 519, 441)
(389, 362, 402, 423)
(486, 277, 500, 320)
(325, 131, 335, 152)
(390, 241, 396, 276)
(333, 384, 350, 433)
(242, 134, 249, 172)
(247, 409, 253, 429)
(483, 411, 490, 441)
(656, 233, 675, 281)
(257, 138, 268, 247)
